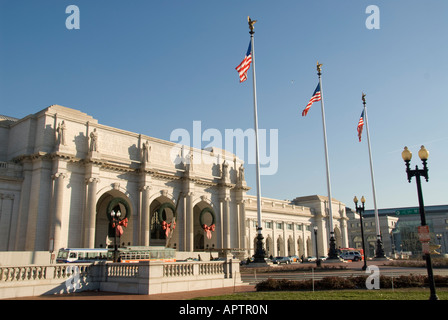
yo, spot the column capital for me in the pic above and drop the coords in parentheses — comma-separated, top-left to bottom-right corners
(85, 177, 100, 184)
(52, 172, 67, 180)
(140, 185, 151, 192)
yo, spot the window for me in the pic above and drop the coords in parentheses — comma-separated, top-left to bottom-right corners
(276, 223, 282, 229)
(287, 224, 293, 230)
(265, 221, 272, 229)
(297, 225, 302, 231)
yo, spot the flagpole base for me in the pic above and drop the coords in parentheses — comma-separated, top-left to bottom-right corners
(253, 232, 266, 263)
(375, 238, 386, 259)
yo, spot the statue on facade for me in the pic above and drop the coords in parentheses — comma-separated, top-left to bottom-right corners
(222, 161, 228, 180)
(56, 121, 66, 146)
(239, 164, 245, 182)
(141, 140, 151, 163)
(89, 128, 98, 152)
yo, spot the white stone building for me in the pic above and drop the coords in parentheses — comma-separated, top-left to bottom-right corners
(0, 105, 348, 259)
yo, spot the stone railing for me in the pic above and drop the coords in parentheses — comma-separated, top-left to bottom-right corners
(102, 259, 241, 295)
(0, 259, 242, 299)
(0, 263, 104, 299)
(106, 263, 139, 278)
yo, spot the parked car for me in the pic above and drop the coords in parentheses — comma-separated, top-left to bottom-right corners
(339, 251, 362, 261)
(288, 255, 300, 263)
(305, 256, 317, 262)
(319, 256, 327, 261)
(272, 256, 291, 264)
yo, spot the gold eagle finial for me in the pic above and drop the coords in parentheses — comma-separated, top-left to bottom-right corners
(316, 60, 323, 73)
(248, 16, 257, 32)
(362, 92, 366, 103)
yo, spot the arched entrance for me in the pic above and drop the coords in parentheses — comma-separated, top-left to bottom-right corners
(334, 226, 342, 249)
(287, 236, 294, 256)
(149, 196, 178, 248)
(264, 235, 273, 257)
(306, 237, 312, 257)
(277, 235, 284, 256)
(297, 237, 304, 258)
(193, 201, 216, 250)
(95, 191, 132, 248)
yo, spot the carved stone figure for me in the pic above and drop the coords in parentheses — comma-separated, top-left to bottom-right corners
(239, 164, 245, 182)
(57, 121, 66, 146)
(141, 140, 151, 163)
(222, 161, 228, 179)
(89, 128, 98, 152)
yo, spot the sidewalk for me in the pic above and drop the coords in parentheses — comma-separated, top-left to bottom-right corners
(5, 284, 256, 300)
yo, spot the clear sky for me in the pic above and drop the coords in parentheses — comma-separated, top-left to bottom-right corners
(1, 0, 447, 210)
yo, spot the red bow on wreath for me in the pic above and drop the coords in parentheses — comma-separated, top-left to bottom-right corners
(162, 220, 176, 237)
(112, 218, 128, 237)
(202, 224, 215, 240)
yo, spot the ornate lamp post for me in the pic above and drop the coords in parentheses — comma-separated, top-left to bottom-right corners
(354, 196, 368, 271)
(436, 234, 443, 253)
(401, 145, 438, 300)
(110, 209, 121, 262)
(313, 226, 321, 267)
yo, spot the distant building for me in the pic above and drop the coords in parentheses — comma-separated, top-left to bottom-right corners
(346, 205, 448, 257)
(346, 207, 398, 257)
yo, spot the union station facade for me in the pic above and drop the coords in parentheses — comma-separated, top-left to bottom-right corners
(0, 105, 349, 259)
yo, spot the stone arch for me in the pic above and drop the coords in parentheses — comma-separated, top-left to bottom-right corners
(193, 200, 217, 250)
(95, 190, 133, 248)
(334, 226, 342, 248)
(297, 237, 304, 258)
(149, 195, 178, 247)
(367, 235, 377, 257)
(264, 235, 273, 257)
(306, 236, 312, 257)
(287, 236, 294, 256)
(277, 235, 284, 256)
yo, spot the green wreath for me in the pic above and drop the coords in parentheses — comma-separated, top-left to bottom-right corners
(106, 197, 131, 221)
(156, 202, 177, 223)
(199, 207, 216, 226)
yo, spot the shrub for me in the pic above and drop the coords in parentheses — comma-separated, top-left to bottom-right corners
(255, 274, 448, 291)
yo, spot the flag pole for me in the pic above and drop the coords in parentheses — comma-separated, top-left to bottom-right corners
(317, 62, 338, 260)
(247, 17, 266, 263)
(362, 93, 386, 258)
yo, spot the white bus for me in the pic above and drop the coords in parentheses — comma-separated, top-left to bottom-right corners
(56, 248, 111, 263)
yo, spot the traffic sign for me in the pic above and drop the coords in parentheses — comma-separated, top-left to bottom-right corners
(418, 225, 431, 242)
(395, 208, 419, 216)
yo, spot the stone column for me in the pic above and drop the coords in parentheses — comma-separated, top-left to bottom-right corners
(0, 194, 14, 251)
(140, 186, 151, 246)
(237, 200, 246, 249)
(84, 177, 99, 248)
(52, 173, 67, 251)
(223, 197, 230, 249)
(186, 192, 194, 251)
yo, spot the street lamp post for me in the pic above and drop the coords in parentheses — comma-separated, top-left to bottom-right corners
(313, 226, 321, 267)
(110, 209, 122, 262)
(436, 234, 443, 253)
(354, 196, 368, 271)
(401, 145, 438, 300)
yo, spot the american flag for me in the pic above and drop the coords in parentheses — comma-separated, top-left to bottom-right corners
(302, 83, 321, 116)
(235, 41, 252, 83)
(357, 110, 364, 142)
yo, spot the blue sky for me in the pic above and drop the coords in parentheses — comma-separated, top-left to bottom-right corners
(1, 0, 447, 210)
